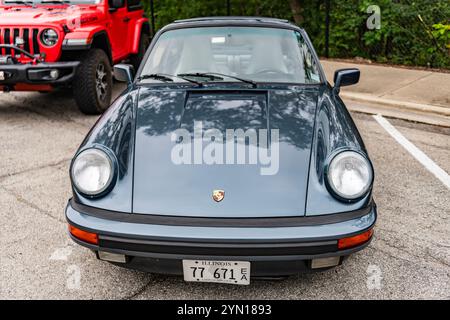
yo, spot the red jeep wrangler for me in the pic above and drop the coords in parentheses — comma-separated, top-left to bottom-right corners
(0, 0, 150, 114)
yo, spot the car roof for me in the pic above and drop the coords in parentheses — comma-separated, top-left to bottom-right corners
(174, 16, 290, 24)
(166, 16, 301, 31)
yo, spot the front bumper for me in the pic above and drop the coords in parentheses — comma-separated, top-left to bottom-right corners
(0, 61, 79, 87)
(65, 200, 377, 276)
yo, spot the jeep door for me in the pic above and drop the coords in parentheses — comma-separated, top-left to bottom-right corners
(108, 0, 130, 61)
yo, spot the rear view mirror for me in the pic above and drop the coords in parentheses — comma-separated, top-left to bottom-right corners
(333, 68, 360, 94)
(114, 64, 134, 85)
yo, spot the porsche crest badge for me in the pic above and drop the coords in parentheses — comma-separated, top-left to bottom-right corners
(212, 189, 225, 202)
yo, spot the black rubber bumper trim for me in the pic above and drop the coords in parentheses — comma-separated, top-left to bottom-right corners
(0, 61, 79, 85)
(98, 235, 337, 256)
(68, 231, 373, 263)
(69, 198, 374, 228)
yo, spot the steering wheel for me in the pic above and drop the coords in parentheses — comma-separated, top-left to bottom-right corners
(252, 69, 287, 76)
(182, 69, 209, 74)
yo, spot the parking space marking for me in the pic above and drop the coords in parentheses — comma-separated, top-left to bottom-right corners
(373, 114, 450, 190)
(49, 245, 74, 261)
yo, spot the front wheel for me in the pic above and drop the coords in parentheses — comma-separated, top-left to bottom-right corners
(73, 49, 112, 115)
(129, 34, 150, 71)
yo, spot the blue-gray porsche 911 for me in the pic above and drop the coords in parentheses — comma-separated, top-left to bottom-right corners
(66, 17, 376, 285)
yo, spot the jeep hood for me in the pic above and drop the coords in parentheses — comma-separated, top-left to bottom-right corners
(0, 5, 104, 26)
(132, 86, 319, 218)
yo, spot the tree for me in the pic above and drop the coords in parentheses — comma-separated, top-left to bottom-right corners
(288, 0, 303, 25)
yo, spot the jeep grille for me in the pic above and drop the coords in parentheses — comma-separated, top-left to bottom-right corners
(0, 27, 41, 57)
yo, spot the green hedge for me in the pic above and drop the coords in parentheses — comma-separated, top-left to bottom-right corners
(143, 0, 450, 69)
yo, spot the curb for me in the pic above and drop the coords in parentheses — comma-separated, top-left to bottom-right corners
(340, 92, 450, 117)
(346, 103, 450, 128)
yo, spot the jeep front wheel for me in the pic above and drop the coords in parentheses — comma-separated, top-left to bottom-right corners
(73, 49, 112, 115)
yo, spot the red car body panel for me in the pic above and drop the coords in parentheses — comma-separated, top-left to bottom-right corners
(0, 0, 149, 91)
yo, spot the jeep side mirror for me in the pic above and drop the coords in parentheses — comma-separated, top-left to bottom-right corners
(333, 68, 360, 94)
(114, 64, 134, 85)
(109, 0, 125, 11)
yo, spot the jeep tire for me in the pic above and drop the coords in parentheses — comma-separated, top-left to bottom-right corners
(73, 49, 112, 115)
(129, 34, 150, 71)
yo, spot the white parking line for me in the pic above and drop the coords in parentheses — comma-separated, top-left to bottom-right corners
(49, 245, 74, 261)
(373, 114, 450, 190)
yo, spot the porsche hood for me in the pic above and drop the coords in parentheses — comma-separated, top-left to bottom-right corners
(132, 87, 319, 218)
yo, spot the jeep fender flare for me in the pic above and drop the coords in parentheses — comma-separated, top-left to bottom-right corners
(90, 31, 113, 64)
(62, 27, 112, 64)
(131, 18, 150, 54)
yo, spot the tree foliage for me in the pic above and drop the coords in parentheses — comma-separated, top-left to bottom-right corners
(143, 0, 450, 69)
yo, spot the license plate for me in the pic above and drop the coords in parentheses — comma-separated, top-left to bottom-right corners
(183, 259, 250, 285)
(0, 71, 4, 81)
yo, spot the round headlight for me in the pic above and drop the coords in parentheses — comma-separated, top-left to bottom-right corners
(40, 29, 59, 47)
(71, 148, 114, 196)
(327, 151, 373, 200)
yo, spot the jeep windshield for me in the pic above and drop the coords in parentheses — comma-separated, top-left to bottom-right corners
(2, 0, 100, 4)
(140, 26, 322, 85)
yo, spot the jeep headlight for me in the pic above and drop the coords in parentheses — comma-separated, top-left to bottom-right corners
(71, 148, 114, 196)
(326, 150, 373, 201)
(41, 29, 59, 47)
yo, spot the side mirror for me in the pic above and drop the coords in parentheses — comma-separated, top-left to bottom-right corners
(333, 68, 360, 94)
(109, 0, 125, 11)
(114, 64, 134, 85)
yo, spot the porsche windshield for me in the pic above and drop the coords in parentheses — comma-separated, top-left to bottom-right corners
(141, 27, 322, 84)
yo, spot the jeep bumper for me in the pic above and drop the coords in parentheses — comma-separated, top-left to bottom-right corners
(0, 61, 79, 87)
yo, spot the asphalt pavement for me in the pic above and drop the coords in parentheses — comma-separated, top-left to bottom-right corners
(0, 87, 449, 299)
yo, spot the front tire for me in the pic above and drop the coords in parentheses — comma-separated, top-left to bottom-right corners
(129, 34, 150, 71)
(73, 49, 112, 115)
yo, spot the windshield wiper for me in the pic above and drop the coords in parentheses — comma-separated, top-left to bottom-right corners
(177, 73, 223, 81)
(178, 72, 257, 88)
(137, 74, 174, 82)
(41, 0, 71, 4)
(137, 73, 202, 86)
(205, 72, 258, 88)
(4, 0, 34, 5)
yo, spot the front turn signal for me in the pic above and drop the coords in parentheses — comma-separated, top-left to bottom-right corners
(338, 229, 373, 250)
(69, 225, 98, 245)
